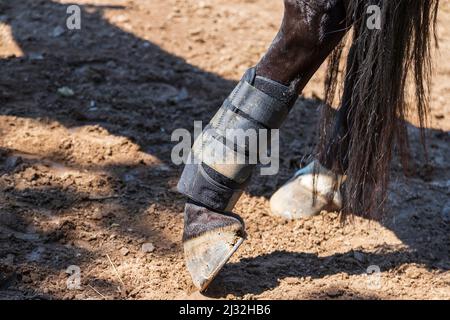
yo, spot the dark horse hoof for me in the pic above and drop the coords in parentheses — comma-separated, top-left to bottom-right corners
(182, 202, 245, 291)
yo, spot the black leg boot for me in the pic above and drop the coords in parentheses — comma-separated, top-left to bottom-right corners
(178, 68, 297, 291)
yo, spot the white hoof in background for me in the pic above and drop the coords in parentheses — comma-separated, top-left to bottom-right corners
(269, 161, 345, 220)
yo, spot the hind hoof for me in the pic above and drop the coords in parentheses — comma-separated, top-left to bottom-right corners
(270, 161, 344, 220)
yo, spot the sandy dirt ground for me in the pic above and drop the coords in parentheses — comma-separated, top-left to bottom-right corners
(0, 0, 449, 300)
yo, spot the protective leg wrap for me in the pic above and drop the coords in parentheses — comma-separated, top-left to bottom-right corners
(177, 67, 298, 212)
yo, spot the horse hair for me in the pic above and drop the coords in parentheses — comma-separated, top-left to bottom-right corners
(317, 0, 439, 219)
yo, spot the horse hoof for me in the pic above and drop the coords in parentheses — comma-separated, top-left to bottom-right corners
(183, 202, 245, 291)
(184, 228, 244, 291)
(269, 161, 344, 220)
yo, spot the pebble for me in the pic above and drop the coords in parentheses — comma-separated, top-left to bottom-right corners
(141, 243, 155, 253)
(57, 87, 75, 97)
(120, 247, 130, 256)
(326, 289, 343, 298)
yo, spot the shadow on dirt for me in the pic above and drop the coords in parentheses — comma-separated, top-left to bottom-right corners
(205, 247, 444, 297)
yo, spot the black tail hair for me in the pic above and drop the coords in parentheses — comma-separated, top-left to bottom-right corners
(317, 0, 439, 219)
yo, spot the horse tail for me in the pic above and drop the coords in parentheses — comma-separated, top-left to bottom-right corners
(318, 0, 439, 219)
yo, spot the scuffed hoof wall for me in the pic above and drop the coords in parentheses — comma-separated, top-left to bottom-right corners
(184, 225, 244, 291)
(269, 161, 344, 220)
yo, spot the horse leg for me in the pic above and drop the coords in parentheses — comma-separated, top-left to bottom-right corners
(320, 44, 358, 173)
(179, 0, 349, 291)
(270, 43, 358, 219)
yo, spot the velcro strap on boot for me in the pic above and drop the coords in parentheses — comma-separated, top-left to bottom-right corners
(178, 157, 245, 212)
(177, 67, 298, 212)
(227, 81, 289, 129)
